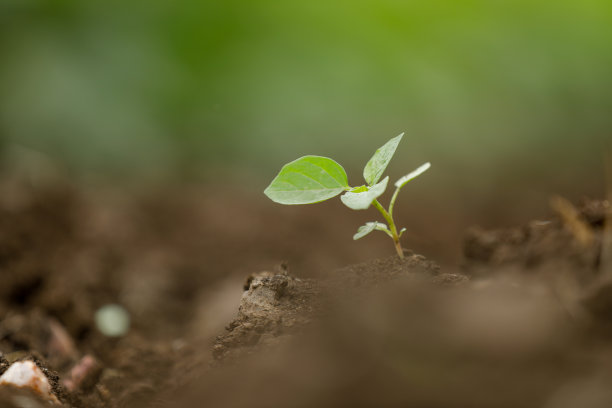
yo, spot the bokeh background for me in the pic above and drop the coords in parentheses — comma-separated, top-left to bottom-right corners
(1, 0, 611, 263)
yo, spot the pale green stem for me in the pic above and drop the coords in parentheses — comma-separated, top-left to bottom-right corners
(372, 199, 404, 259)
(388, 186, 402, 219)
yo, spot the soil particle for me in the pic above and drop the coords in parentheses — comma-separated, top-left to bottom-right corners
(213, 270, 321, 362)
(0, 360, 60, 404)
(212, 252, 459, 362)
(579, 198, 610, 228)
(0, 355, 9, 377)
(463, 198, 612, 323)
(62, 355, 102, 393)
(329, 250, 441, 288)
(0, 355, 67, 405)
(23, 356, 65, 405)
(0, 312, 78, 373)
(463, 199, 607, 278)
(463, 198, 609, 275)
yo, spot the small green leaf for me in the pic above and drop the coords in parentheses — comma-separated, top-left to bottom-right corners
(363, 133, 403, 185)
(349, 185, 368, 193)
(340, 176, 388, 210)
(394, 162, 431, 189)
(399, 227, 406, 237)
(353, 222, 391, 240)
(264, 156, 349, 204)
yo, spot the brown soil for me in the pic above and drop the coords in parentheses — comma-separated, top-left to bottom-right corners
(212, 252, 459, 363)
(0, 177, 611, 407)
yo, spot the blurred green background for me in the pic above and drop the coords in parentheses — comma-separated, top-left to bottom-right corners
(1, 0, 610, 204)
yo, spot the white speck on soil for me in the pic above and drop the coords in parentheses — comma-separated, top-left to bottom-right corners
(95, 304, 131, 337)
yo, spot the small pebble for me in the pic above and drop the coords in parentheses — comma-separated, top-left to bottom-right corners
(62, 355, 101, 392)
(0, 361, 59, 404)
(48, 318, 77, 360)
(95, 304, 130, 337)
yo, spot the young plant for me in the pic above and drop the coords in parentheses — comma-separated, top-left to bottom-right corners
(264, 133, 430, 259)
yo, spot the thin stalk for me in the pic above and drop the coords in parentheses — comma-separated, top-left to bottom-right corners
(372, 199, 404, 259)
(388, 186, 401, 219)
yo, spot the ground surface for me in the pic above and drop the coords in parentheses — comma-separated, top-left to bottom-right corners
(0, 177, 610, 407)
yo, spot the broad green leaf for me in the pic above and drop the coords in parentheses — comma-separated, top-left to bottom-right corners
(394, 162, 431, 189)
(340, 176, 388, 210)
(363, 133, 403, 185)
(264, 156, 349, 204)
(353, 222, 391, 240)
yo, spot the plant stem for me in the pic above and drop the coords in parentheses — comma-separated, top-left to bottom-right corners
(388, 186, 401, 219)
(393, 239, 404, 259)
(372, 199, 404, 259)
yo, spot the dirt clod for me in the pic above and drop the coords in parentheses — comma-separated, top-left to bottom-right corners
(213, 252, 453, 362)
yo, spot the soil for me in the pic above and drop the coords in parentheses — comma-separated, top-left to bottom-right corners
(0, 176, 611, 407)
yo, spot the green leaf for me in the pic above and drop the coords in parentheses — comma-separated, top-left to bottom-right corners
(264, 156, 349, 204)
(363, 133, 403, 185)
(394, 162, 431, 189)
(353, 222, 391, 240)
(348, 185, 368, 193)
(340, 176, 388, 210)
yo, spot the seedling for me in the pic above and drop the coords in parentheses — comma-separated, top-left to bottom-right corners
(264, 133, 430, 258)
